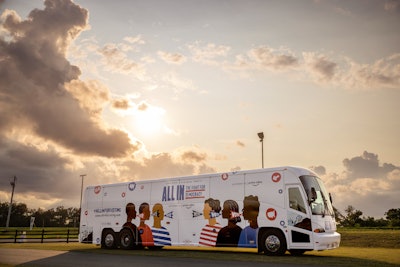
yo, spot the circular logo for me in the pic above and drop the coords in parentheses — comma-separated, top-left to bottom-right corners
(221, 173, 229, 180)
(271, 172, 281, 183)
(266, 208, 277, 221)
(128, 182, 136, 191)
(94, 186, 101, 194)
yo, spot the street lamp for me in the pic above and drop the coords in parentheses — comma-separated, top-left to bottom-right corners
(6, 176, 17, 228)
(257, 132, 264, 168)
(79, 174, 86, 214)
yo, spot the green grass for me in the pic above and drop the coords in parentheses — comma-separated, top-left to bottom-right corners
(338, 228, 400, 248)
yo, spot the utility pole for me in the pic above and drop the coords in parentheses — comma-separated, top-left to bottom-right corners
(6, 176, 17, 228)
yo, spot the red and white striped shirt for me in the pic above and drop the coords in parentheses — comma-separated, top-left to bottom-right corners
(199, 223, 222, 247)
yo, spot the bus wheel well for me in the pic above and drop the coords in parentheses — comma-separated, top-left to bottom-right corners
(258, 227, 287, 256)
(101, 228, 118, 249)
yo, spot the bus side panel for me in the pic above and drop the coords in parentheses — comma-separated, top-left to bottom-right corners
(101, 184, 126, 232)
(80, 186, 103, 244)
(150, 179, 181, 246)
(178, 177, 210, 246)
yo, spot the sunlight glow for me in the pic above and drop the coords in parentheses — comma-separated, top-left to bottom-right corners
(134, 104, 165, 136)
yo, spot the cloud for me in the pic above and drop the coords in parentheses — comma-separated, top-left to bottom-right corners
(98, 43, 141, 74)
(181, 151, 207, 163)
(0, 0, 138, 157)
(303, 52, 337, 81)
(161, 71, 197, 95)
(188, 42, 231, 65)
(236, 140, 245, 148)
(123, 35, 145, 45)
(342, 151, 399, 179)
(248, 46, 299, 70)
(158, 51, 187, 64)
(321, 151, 400, 218)
(0, 138, 79, 206)
(342, 54, 400, 89)
(309, 165, 326, 176)
(384, 0, 400, 13)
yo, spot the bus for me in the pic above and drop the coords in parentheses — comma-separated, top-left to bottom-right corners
(79, 166, 340, 256)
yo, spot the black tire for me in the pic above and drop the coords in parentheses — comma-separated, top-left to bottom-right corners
(101, 229, 117, 249)
(119, 228, 135, 249)
(289, 249, 306, 256)
(259, 229, 287, 256)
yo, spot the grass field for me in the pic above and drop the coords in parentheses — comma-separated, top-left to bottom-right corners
(0, 228, 399, 267)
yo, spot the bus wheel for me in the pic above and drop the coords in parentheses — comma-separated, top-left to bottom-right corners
(119, 228, 134, 249)
(101, 229, 117, 249)
(259, 229, 287, 256)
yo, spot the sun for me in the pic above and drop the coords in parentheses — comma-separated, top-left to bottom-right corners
(134, 103, 165, 136)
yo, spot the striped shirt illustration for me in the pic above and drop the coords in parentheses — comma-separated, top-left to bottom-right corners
(151, 226, 171, 246)
(199, 223, 222, 246)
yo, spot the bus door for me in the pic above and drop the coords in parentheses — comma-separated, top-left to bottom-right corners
(286, 185, 313, 249)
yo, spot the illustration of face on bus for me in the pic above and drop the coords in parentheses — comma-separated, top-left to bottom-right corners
(138, 202, 154, 247)
(151, 203, 171, 246)
(216, 199, 242, 247)
(199, 198, 222, 246)
(123, 203, 138, 228)
(238, 195, 259, 248)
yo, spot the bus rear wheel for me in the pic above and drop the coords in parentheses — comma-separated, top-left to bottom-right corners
(101, 229, 117, 249)
(259, 229, 287, 256)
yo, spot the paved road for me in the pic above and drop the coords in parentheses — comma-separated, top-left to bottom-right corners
(0, 248, 313, 267)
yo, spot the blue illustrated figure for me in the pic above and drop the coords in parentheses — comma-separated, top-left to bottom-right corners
(238, 195, 259, 248)
(151, 203, 171, 246)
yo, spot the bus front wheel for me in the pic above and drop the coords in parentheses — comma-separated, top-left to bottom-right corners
(259, 229, 287, 256)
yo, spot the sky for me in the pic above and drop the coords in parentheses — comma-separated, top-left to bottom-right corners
(0, 0, 399, 219)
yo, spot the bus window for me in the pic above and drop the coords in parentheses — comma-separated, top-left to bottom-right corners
(288, 188, 306, 214)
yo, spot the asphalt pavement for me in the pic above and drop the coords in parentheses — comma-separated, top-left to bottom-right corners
(0, 248, 320, 267)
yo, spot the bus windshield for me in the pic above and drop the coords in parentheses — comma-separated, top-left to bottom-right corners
(299, 175, 334, 217)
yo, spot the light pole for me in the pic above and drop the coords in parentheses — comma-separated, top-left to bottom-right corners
(6, 176, 17, 228)
(257, 132, 264, 168)
(79, 174, 86, 214)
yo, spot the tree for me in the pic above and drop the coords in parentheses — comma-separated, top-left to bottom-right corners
(385, 208, 400, 227)
(341, 205, 363, 227)
(0, 202, 30, 227)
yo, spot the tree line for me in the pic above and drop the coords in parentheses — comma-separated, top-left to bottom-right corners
(335, 206, 400, 227)
(0, 202, 80, 228)
(1, 201, 399, 228)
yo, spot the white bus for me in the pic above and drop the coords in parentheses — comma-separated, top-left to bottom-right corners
(79, 166, 340, 256)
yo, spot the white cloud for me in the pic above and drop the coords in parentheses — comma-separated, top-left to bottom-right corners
(188, 42, 231, 65)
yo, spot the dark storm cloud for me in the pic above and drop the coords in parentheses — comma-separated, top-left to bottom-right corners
(0, 0, 137, 157)
(343, 151, 399, 179)
(0, 138, 77, 199)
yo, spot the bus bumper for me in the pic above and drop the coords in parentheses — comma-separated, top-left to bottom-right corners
(314, 232, 341, 251)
